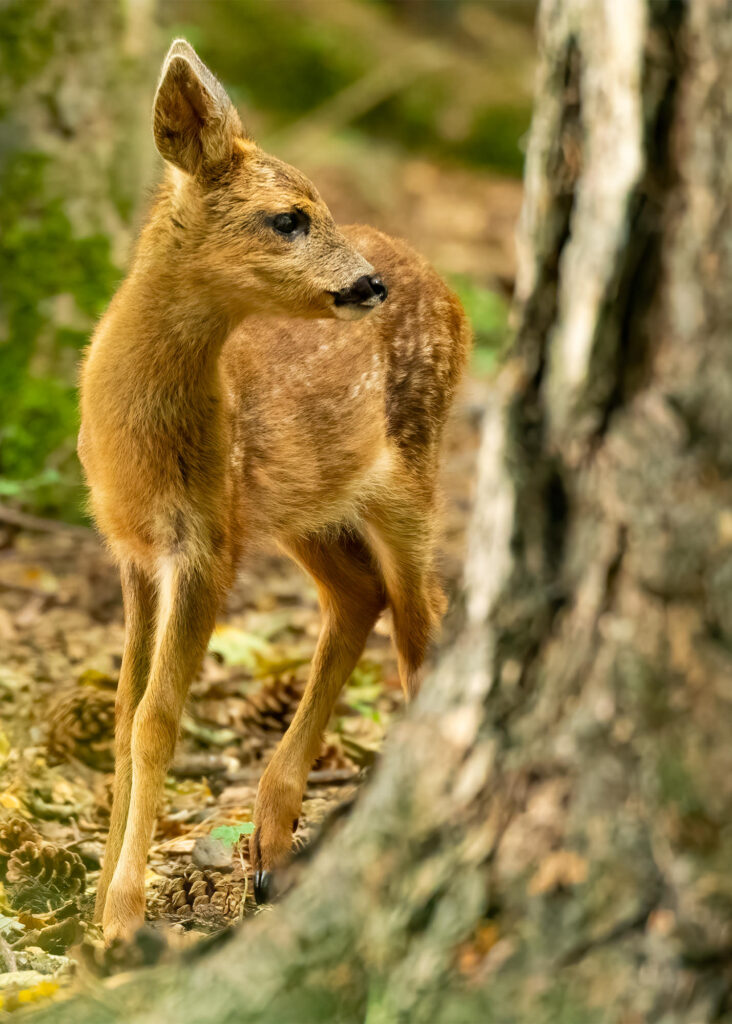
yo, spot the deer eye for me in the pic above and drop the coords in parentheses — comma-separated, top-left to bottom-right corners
(272, 213, 297, 234)
(270, 210, 309, 237)
(272, 212, 296, 234)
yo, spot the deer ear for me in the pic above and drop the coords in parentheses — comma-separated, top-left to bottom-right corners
(153, 39, 242, 176)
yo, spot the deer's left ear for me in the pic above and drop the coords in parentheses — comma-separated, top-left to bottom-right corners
(153, 39, 243, 177)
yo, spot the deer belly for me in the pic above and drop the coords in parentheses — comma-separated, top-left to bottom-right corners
(243, 439, 398, 540)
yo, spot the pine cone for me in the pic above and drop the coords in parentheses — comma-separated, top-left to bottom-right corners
(157, 865, 244, 923)
(313, 737, 355, 773)
(46, 686, 116, 771)
(0, 818, 41, 880)
(237, 673, 305, 734)
(238, 729, 274, 765)
(193, 673, 306, 765)
(5, 840, 86, 912)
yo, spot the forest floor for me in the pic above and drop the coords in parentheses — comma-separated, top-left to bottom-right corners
(0, 159, 520, 1008)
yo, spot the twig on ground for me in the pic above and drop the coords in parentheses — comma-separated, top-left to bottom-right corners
(0, 505, 92, 538)
(226, 768, 358, 786)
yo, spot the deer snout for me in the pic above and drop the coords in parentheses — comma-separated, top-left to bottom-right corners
(332, 275, 388, 309)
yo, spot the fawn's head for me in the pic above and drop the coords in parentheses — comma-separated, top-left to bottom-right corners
(151, 40, 387, 322)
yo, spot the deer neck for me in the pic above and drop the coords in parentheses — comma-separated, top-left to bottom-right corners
(129, 261, 231, 377)
(98, 238, 237, 423)
(85, 232, 240, 477)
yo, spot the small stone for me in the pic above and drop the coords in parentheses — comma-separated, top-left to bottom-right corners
(191, 836, 233, 871)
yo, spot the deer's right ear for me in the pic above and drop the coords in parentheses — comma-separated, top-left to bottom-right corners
(153, 40, 243, 177)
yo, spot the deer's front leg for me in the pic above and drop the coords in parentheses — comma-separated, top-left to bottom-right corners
(102, 557, 220, 944)
(95, 563, 156, 924)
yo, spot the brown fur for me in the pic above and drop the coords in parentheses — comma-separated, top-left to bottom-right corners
(80, 40, 470, 942)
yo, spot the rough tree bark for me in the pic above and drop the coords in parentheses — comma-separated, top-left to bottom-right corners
(38, 0, 732, 1021)
(0, 0, 156, 261)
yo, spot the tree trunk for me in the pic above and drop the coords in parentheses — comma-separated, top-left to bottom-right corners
(37, 0, 732, 1021)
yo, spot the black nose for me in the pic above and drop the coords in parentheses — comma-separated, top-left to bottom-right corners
(366, 275, 388, 301)
(333, 275, 388, 307)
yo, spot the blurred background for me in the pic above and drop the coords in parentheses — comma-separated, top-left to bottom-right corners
(0, 0, 536, 521)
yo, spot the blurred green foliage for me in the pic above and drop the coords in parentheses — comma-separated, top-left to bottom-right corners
(363, 100, 528, 178)
(162, 0, 531, 177)
(454, 106, 530, 177)
(167, 0, 368, 122)
(450, 277, 509, 374)
(0, 152, 118, 519)
(0, 0, 60, 108)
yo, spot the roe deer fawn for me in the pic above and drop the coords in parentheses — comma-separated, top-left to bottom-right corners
(79, 40, 470, 943)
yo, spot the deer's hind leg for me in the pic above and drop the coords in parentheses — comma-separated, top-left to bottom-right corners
(251, 531, 386, 900)
(95, 562, 157, 923)
(364, 496, 446, 701)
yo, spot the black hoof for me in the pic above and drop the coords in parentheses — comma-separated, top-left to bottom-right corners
(254, 869, 272, 905)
